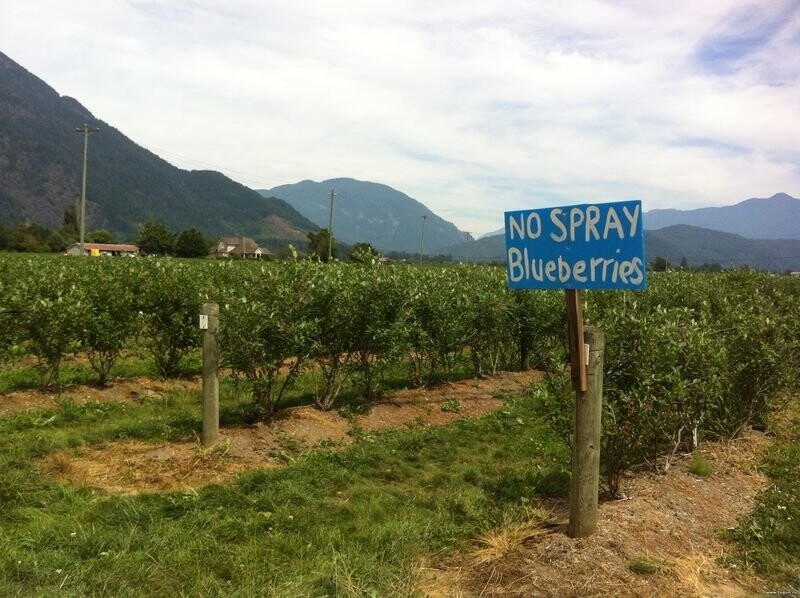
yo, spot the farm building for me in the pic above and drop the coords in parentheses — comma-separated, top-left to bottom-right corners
(210, 236, 270, 259)
(66, 243, 139, 257)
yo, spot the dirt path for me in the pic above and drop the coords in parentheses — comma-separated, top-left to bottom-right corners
(40, 370, 543, 494)
(418, 431, 771, 597)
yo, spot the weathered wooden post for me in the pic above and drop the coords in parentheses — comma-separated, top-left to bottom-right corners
(200, 302, 219, 447)
(568, 326, 604, 538)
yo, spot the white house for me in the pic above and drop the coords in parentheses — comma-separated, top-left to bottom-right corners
(210, 236, 270, 259)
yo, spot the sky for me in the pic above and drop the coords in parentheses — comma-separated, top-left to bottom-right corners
(2, 0, 799, 235)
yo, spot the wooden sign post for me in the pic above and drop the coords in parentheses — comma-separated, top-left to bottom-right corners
(504, 200, 645, 539)
(565, 289, 586, 393)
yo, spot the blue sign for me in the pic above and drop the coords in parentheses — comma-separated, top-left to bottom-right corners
(504, 200, 646, 290)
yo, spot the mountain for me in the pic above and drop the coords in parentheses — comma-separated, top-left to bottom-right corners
(644, 193, 800, 240)
(442, 225, 800, 272)
(0, 51, 316, 246)
(477, 226, 504, 239)
(260, 178, 468, 254)
(644, 225, 800, 271)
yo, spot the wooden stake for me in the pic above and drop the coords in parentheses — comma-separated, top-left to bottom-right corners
(565, 289, 587, 392)
(568, 326, 605, 538)
(201, 302, 219, 447)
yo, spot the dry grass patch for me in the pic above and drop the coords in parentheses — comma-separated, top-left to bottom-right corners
(40, 370, 542, 494)
(423, 430, 772, 597)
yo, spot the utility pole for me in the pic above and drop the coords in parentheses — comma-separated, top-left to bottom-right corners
(462, 231, 471, 263)
(418, 215, 427, 264)
(75, 124, 100, 256)
(327, 188, 336, 262)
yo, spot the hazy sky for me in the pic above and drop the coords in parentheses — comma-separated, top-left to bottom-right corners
(2, 0, 799, 234)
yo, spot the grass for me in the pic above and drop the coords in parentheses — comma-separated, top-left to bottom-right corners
(626, 556, 661, 575)
(440, 399, 462, 413)
(687, 451, 713, 477)
(728, 398, 800, 587)
(0, 380, 568, 595)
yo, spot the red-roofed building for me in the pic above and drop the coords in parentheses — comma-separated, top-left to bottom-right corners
(66, 243, 139, 257)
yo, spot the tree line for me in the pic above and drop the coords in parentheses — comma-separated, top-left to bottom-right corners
(0, 206, 214, 258)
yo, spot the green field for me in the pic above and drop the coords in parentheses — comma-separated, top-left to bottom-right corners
(0, 256, 798, 594)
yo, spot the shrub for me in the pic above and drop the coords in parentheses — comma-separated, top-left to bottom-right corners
(137, 261, 201, 377)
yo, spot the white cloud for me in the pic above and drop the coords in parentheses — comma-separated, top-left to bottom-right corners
(1, 0, 798, 234)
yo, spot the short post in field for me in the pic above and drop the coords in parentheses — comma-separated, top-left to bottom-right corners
(200, 302, 220, 447)
(568, 326, 604, 538)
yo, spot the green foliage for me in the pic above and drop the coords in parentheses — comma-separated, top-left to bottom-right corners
(219, 263, 313, 415)
(511, 289, 565, 370)
(687, 451, 712, 476)
(86, 229, 116, 243)
(407, 269, 471, 384)
(307, 228, 336, 261)
(532, 271, 800, 496)
(348, 242, 379, 264)
(76, 261, 139, 385)
(2, 222, 52, 252)
(4, 260, 85, 387)
(136, 220, 175, 256)
(1, 256, 797, 445)
(650, 256, 670, 271)
(626, 557, 661, 575)
(441, 399, 461, 413)
(62, 204, 79, 238)
(45, 229, 67, 252)
(305, 265, 361, 409)
(728, 401, 800, 585)
(137, 261, 200, 376)
(174, 228, 211, 258)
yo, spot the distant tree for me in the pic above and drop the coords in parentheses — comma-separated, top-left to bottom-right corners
(307, 229, 336, 262)
(698, 262, 723, 272)
(137, 220, 175, 256)
(651, 256, 670, 272)
(348, 242, 379, 264)
(0, 220, 7, 250)
(275, 244, 301, 261)
(62, 204, 79, 239)
(680, 256, 689, 269)
(8, 226, 46, 252)
(174, 228, 211, 258)
(86, 229, 117, 244)
(47, 230, 67, 253)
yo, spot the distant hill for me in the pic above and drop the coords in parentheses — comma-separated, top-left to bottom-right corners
(260, 178, 468, 254)
(0, 51, 316, 246)
(644, 193, 800, 240)
(644, 225, 800, 271)
(442, 225, 800, 272)
(477, 226, 504, 239)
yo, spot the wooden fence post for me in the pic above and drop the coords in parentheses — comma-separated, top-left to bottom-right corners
(568, 326, 604, 538)
(200, 302, 219, 447)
